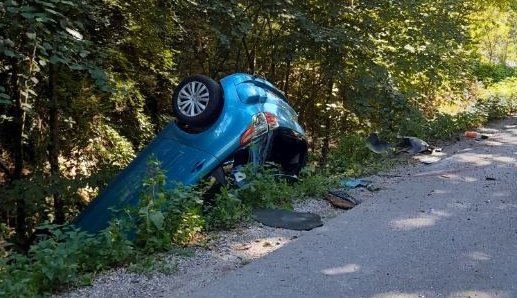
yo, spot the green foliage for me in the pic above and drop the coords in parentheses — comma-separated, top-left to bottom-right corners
(204, 187, 251, 231)
(132, 159, 204, 251)
(472, 5, 517, 65)
(383, 76, 517, 142)
(236, 168, 296, 210)
(475, 62, 516, 84)
(328, 132, 385, 177)
(0, 224, 134, 297)
(107, 78, 156, 150)
(397, 111, 486, 141)
(293, 169, 334, 199)
(203, 164, 336, 231)
(476, 77, 517, 119)
(394, 108, 429, 139)
(0, 159, 207, 296)
(454, 111, 487, 130)
(425, 114, 459, 140)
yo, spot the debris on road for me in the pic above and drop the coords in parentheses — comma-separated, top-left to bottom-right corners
(413, 155, 442, 165)
(396, 136, 430, 154)
(366, 183, 382, 192)
(366, 133, 443, 165)
(325, 190, 362, 210)
(252, 208, 323, 231)
(465, 131, 489, 140)
(366, 133, 391, 154)
(340, 178, 372, 189)
(366, 133, 440, 156)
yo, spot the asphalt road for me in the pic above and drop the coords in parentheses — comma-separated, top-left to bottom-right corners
(186, 116, 517, 298)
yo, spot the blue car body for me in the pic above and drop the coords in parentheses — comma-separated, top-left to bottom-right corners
(74, 73, 307, 234)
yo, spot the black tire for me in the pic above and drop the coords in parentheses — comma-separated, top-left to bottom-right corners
(172, 75, 223, 128)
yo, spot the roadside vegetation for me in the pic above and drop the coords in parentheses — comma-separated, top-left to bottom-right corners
(1, 0, 517, 296)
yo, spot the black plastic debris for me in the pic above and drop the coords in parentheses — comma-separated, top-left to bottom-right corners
(366, 133, 440, 157)
(252, 208, 323, 231)
(396, 136, 430, 154)
(325, 190, 362, 209)
(366, 133, 392, 154)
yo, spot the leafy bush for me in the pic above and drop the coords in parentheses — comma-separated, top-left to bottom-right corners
(0, 159, 205, 297)
(476, 95, 517, 120)
(204, 187, 251, 231)
(132, 159, 205, 250)
(327, 132, 385, 177)
(474, 62, 516, 84)
(425, 113, 459, 140)
(394, 109, 482, 141)
(394, 79, 516, 142)
(395, 108, 429, 139)
(233, 168, 296, 210)
(0, 224, 134, 297)
(294, 168, 334, 198)
(454, 111, 487, 131)
(475, 77, 517, 120)
(204, 164, 333, 230)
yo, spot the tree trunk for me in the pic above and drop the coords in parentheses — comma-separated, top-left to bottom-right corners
(283, 59, 291, 96)
(320, 78, 334, 166)
(320, 117, 331, 166)
(48, 63, 64, 224)
(10, 58, 28, 248)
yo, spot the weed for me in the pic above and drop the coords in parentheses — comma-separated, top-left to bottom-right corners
(204, 187, 251, 231)
(327, 132, 395, 178)
(474, 62, 516, 84)
(0, 223, 135, 297)
(236, 168, 296, 209)
(133, 159, 205, 251)
(294, 168, 334, 198)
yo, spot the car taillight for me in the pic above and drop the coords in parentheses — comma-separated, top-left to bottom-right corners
(240, 113, 270, 146)
(240, 127, 255, 146)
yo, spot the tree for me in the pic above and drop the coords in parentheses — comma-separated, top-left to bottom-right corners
(0, 0, 107, 247)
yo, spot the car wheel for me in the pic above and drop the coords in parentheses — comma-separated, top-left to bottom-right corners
(172, 75, 223, 128)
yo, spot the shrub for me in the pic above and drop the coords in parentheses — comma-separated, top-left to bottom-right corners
(235, 168, 296, 210)
(133, 159, 205, 250)
(204, 187, 251, 231)
(294, 168, 334, 198)
(474, 62, 516, 84)
(0, 224, 134, 297)
(475, 77, 517, 120)
(327, 132, 387, 177)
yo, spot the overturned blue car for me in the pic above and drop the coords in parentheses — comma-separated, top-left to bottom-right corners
(74, 73, 308, 233)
